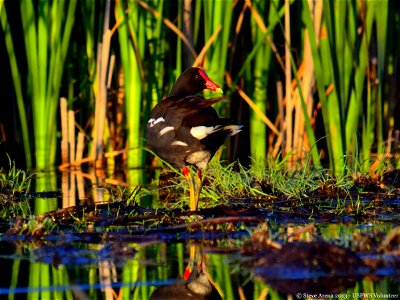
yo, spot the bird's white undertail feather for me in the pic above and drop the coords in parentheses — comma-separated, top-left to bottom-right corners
(190, 124, 242, 140)
(224, 125, 243, 136)
(190, 126, 222, 139)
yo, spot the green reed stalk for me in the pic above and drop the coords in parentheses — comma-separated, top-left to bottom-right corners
(304, 0, 393, 174)
(193, 0, 202, 45)
(370, 0, 388, 166)
(139, 249, 149, 299)
(17, 0, 76, 170)
(359, 2, 376, 171)
(9, 259, 21, 300)
(144, 0, 165, 108)
(345, 8, 368, 165)
(81, 0, 98, 100)
(0, 8, 32, 168)
(209, 254, 234, 299)
(115, 1, 144, 181)
(122, 258, 140, 299)
(203, 0, 233, 108)
(324, 1, 389, 173)
(35, 172, 58, 214)
(29, 263, 40, 299)
(249, 1, 273, 160)
(323, 0, 363, 171)
(303, 0, 345, 174)
(176, 1, 183, 73)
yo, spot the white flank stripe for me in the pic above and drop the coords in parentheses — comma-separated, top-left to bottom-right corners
(171, 140, 188, 146)
(148, 117, 165, 127)
(190, 125, 221, 139)
(159, 126, 174, 136)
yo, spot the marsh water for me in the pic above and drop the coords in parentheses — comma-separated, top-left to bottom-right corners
(1, 170, 399, 299)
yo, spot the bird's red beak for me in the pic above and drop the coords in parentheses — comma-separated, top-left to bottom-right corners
(199, 69, 223, 94)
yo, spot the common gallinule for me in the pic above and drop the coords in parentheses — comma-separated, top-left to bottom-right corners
(146, 67, 242, 210)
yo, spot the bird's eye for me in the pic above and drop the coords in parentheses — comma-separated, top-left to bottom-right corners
(194, 74, 200, 80)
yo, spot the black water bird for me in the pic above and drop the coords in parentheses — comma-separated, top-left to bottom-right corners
(146, 67, 242, 210)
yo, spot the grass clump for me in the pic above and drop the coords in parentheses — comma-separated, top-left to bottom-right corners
(201, 156, 356, 204)
(0, 155, 32, 197)
(153, 153, 390, 211)
(0, 156, 33, 219)
(203, 160, 269, 201)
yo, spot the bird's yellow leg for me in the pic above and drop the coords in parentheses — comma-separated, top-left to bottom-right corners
(195, 170, 203, 201)
(183, 244, 198, 280)
(183, 167, 197, 211)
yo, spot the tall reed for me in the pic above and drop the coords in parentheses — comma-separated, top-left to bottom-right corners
(2, 1, 77, 170)
(115, 1, 144, 184)
(202, 0, 234, 109)
(249, 0, 274, 159)
(302, 0, 391, 174)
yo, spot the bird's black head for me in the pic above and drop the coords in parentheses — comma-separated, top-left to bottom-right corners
(169, 67, 223, 97)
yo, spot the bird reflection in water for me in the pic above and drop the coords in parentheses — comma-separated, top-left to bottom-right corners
(150, 244, 222, 300)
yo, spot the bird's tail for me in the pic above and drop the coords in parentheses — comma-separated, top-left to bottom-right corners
(223, 125, 243, 136)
